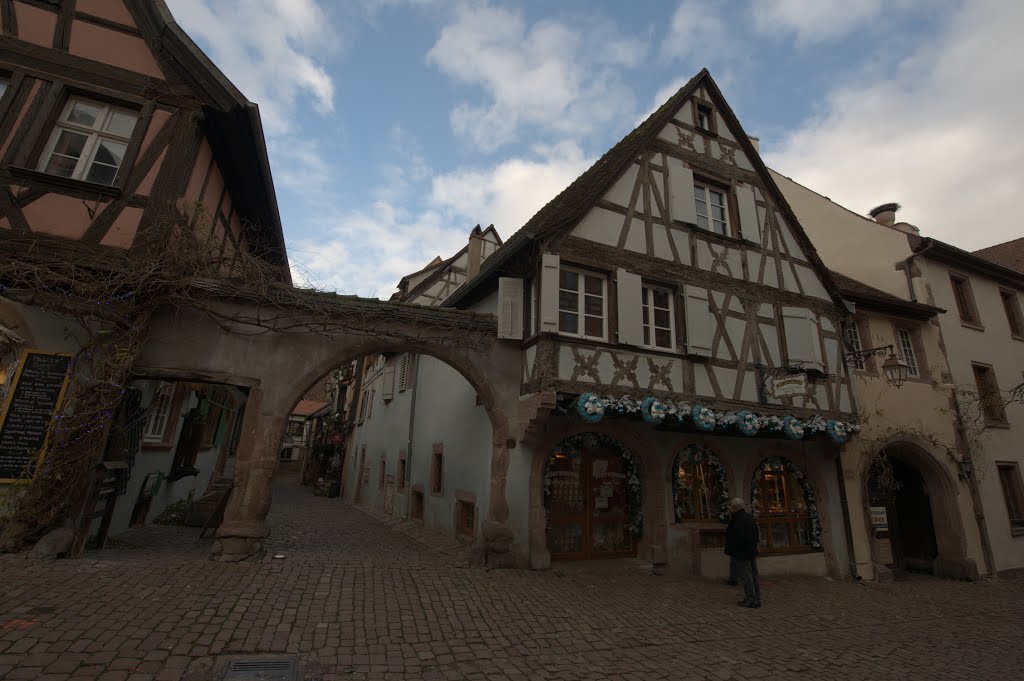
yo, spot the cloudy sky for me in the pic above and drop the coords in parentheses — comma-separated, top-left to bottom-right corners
(165, 0, 1023, 297)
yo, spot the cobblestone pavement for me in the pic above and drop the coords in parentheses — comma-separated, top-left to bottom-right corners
(2, 478, 1023, 681)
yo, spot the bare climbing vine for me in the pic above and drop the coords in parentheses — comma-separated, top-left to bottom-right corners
(0, 206, 495, 550)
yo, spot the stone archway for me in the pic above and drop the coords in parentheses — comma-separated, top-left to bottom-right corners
(863, 440, 976, 580)
(132, 300, 523, 562)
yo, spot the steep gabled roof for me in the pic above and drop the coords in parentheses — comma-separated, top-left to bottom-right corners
(910, 235, 1024, 289)
(973, 237, 1024, 274)
(829, 270, 943, 320)
(402, 225, 502, 303)
(445, 69, 847, 312)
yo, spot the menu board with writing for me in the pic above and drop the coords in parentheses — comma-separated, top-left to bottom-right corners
(0, 350, 72, 482)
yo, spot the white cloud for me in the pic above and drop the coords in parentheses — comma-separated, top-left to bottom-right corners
(165, 0, 336, 135)
(430, 141, 591, 236)
(427, 3, 643, 152)
(660, 0, 729, 62)
(765, 0, 1024, 251)
(749, 0, 903, 46)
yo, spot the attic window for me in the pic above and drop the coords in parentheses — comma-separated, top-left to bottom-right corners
(695, 103, 716, 134)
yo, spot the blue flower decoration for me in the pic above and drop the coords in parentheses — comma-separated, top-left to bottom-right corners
(641, 396, 666, 425)
(691, 404, 716, 432)
(782, 416, 805, 440)
(576, 393, 605, 423)
(735, 410, 760, 436)
(825, 420, 848, 444)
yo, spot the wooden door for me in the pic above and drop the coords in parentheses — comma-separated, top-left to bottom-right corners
(546, 447, 635, 561)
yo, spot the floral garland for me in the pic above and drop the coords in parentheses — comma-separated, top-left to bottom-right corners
(749, 456, 822, 549)
(573, 394, 860, 441)
(672, 444, 730, 522)
(543, 432, 643, 538)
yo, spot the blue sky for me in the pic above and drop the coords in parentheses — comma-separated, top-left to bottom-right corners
(165, 0, 1023, 297)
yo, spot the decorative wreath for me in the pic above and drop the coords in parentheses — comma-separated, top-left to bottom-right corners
(641, 396, 666, 425)
(691, 404, 716, 432)
(749, 456, 821, 549)
(825, 420, 848, 444)
(672, 444, 731, 522)
(782, 416, 805, 440)
(735, 410, 760, 437)
(576, 393, 605, 423)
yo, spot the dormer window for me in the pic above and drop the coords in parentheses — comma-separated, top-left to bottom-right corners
(694, 101, 717, 135)
(37, 97, 138, 186)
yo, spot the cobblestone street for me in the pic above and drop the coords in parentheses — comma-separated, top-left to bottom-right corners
(1, 478, 1022, 681)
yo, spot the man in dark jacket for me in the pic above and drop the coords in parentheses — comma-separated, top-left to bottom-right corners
(724, 497, 761, 608)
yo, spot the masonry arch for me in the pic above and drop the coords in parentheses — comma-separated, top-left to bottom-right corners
(132, 300, 522, 561)
(863, 438, 975, 579)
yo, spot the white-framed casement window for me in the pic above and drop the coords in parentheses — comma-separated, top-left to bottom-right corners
(693, 183, 728, 236)
(558, 267, 606, 340)
(844, 321, 864, 370)
(641, 285, 674, 350)
(895, 328, 919, 377)
(37, 97, 138, 185)
(144, 383, 174, 442)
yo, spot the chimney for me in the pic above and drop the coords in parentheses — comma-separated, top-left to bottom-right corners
(869, 202, 899, 227)
(466, 225, 484, 279)
(747, 136, 760, 153)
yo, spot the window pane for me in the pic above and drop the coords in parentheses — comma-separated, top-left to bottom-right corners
(712, 219, 727, 235)
(696, 214, 709, 230)
(584, 294, 602, 316)
(85, 162, 118, 185)
(643, 326, 650, 345)
(711, 204, 726, 221)
(52, 129, 88, 159)
(560, 270, 578, 291)
(653, 289, 670, 308)
(559, 311, 578, 334)
(695, 198, 708, 217)
(654, 309, 670, 328)
(655, 328, 671, 348)
(558, 290, 577, 312)
(642, 305, 649, 325)
(771, 522, 790, 548)
(693, 185, 704, 199)
(584, 275, 603, 296)
(710, 190, 725, 206)
(584, 315, 603, 337)
(91, 138, 126, 167)
(105, 110, 137, 137)
(897, 329, 919, 376)
(66, 100, 104, 127)
(43, 153, 79, 178)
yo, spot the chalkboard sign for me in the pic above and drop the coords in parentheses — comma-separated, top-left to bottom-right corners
(0, 350, 72, 482)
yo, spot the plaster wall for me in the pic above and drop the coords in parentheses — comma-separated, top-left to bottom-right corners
(920, 258, 1024, 573)
(68, 20, 166, 80)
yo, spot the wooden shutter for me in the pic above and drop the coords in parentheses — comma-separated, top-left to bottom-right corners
(667, 157, 698, 225)
(782, 307, 823, 371)
(497, 277, 524, 340)
(540, 253, 560, 332)
(398, 354, 410, 392)
(736, 183, 760, 245)
(382, 364, 395, 401)
(616, 268, 643, 346)
(684, 285, 713, 356)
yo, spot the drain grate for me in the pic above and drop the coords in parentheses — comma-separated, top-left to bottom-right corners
(223, 657, 298, 681)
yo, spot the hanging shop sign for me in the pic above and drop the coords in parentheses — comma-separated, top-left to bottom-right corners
(763, 373, 809, 399)
(870, 506, 889, 532)
(0, 350, 72, 483)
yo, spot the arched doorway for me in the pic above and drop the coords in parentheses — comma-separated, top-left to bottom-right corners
(544, 433, 641, 561)
(867, 449, 939, 574)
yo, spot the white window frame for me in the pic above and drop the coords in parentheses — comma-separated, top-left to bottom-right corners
(641, 284, 675, 350)
(693, 183, 729, 236)
(844, 321, 864, 370)
(144, 384, 174, 442)
(896, 328, 919, 377)
(36, 97, 138, 185)
(557, 266, 607, 341)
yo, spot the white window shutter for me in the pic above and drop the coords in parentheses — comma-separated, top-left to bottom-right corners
(684, 285, 713, 356)
(398, 354, 410, 392)
(736, 183, 760, 245)
(667, 157, 698, 225)
(497, 277, 524, 340)
(782, 307, 823, 371)
(540, 253, 560, 332)
(382, 364, 395, 401)
(616, 268, 644, 346)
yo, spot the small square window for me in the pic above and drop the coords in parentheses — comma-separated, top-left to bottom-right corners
(950, 274, 981, 325)
(997, 463, 1024, 529)
(37, 97, 139, 186)
(695, 103, 716, 134)
(1000, 289, 1024, 338)
(693, 183, 729, 236)
(558, 266, 607, 340)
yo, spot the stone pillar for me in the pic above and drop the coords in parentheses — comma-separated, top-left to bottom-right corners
(212, 387, 283, 562)
(482, 431, 516, 569)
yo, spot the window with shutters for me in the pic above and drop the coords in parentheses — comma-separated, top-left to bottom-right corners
(693, 183, 729, 236)
(844, 322, 864, 370)
(558, 267, 606, 340)
(641, 285, 675, 350)
(950, 273, 981, 326)
(999, 289, 1024, 338)
(895, 328, 919, 377)
(144, 383, 176, 443)
(37, 97, 139, 185)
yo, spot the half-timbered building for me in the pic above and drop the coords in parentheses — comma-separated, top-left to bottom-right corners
(0, 0, 287, 547)
(353, 70, 861, 577)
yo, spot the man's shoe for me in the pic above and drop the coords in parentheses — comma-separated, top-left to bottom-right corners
(724, 579, 738, 586)
(738, 599, 752, 606)
(742, 601, 762, 609)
